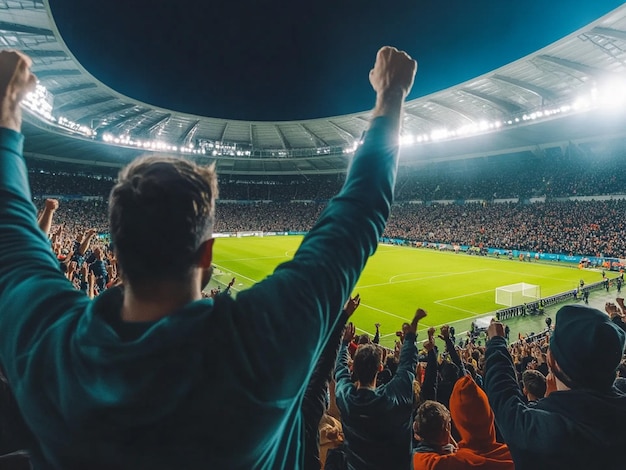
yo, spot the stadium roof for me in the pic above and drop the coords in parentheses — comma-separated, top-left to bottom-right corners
(3, 1, 626, 174)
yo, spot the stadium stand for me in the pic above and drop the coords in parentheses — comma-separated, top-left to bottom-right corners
(3, 0, 626, 467)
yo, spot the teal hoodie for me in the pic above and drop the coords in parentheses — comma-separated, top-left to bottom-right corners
(0, 118, 398, 469)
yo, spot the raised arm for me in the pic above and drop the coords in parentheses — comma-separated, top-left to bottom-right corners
(37, 198, 59, 237)
(303, 296, 359, 470)
(0, 51, 89, 373)
(334, 322, 357, 401)
(373, 322, 380, 344)
(234, 47, 417, 390)
(420, 336, 438, 402)
(484, 321, 569, 454)
(78, 228, 97, 256)
(439, 324, 466, 377)
(385, 309, 425, 401)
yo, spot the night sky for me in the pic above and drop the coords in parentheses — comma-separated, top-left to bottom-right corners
(49, 0, 624, 121)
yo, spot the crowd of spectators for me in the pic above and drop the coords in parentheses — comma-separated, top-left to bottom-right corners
(300, 297, 626, 469)
(41, 197, 626, 258)
(25, 143, 626, 260)
(26, 142, 626, 203)
(385, 200, 626, 257)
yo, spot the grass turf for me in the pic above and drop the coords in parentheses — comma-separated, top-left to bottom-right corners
(208, 236, 613, 348)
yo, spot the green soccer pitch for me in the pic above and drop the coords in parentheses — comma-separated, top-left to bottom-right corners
(208, 236, 608, 348)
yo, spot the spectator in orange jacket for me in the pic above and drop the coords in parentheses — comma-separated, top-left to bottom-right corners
(413, 375, 513, 470)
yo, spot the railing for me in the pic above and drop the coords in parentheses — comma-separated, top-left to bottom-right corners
(495, 280, 609, 321)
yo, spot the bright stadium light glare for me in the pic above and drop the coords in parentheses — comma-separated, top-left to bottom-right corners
(431, 128, 450, 140)
(572, 96, 591, 110)
(400, 134, 415, 146)
(23, 67, 626, 158)
(596, 78, 626, 108)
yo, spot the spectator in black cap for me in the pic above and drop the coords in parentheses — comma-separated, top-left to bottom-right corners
(484, 304, 626, 470)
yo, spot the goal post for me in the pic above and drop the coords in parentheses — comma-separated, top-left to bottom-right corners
(495, 282, 541, 307)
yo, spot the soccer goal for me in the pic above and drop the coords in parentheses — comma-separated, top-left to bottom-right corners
(495, 283, 541, 307)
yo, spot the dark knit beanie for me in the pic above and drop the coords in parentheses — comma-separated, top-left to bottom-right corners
(550, 305, 626, 390)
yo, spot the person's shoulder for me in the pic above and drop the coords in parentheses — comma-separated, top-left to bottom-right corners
(412, 445, 453, 470)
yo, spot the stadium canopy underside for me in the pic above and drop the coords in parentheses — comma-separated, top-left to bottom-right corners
(2, 1, 626, 174)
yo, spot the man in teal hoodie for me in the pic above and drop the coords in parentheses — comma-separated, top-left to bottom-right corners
(0, 48, 416, 469)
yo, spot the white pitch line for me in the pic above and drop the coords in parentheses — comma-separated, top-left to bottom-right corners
(211, 277, 241, 292)
(435, 289, 494, 302)
(215, 255, 289, 263)
(360, 302, 409, 321)
(359, 302, 433, 328)
(357, 269, 489, 290)
(434, 300, 480, 316)
(388, 272, 422, 283)
(381, 332, 401, 338)
(388, 272, 457, 283)
(211, 264, 259, 284)
(355, 327, 375, 337)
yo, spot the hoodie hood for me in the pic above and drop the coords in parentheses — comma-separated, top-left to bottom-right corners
(414, 376, 513, 470)
(449, 376, 501, 453)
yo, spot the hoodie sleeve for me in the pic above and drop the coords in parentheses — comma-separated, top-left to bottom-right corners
(0, 129, 88, 379)
(421, 349, 438, 402)
(484, 336, 575, 455)
(385, 332, 418, 404)
(233, 117, 399, 397)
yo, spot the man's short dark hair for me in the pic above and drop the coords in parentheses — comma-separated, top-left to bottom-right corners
(352, 344, 382, 385)
(522, 370, 547, 399)
(414, 400, 450, 444)
(109, 156, 217, 285)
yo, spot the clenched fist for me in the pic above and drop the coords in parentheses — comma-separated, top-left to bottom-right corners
(369, 46, 417, 99)
(0, 50, 37, 132)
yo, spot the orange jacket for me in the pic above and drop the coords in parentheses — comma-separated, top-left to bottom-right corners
(413, 376, 513, 470)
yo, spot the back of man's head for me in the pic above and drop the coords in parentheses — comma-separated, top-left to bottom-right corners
(353, 344, 382, 386)
(414, 400, 450, 446)
(550, 304, 626, 391)
(109, 156, 217, 285)
(522, 370, 547, 400)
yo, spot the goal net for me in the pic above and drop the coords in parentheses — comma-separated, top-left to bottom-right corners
(495, 283, 541, 307)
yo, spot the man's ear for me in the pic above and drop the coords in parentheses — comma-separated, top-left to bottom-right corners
(198, 238, 215, 268)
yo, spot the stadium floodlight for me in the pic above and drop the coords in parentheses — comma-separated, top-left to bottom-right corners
(595, 77, 626, 109)
(19, 64, 626, 159)
(22, 83, 53, 120)
(400, 134, 415, 145)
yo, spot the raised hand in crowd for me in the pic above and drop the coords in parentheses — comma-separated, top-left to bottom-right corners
(343, 293, 361, 317)
(342, 322, 356, 344)
(408, 308, 427, 334)
(545, 372, 557, 397)
(438, 324, 450, 341)
(427, 326, 436, 341)
(37, 198, 59, 236)
(487, 319, 506, 339)
(88, 271, 96, 300)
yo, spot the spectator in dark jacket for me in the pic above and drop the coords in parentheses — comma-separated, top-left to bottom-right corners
(485, 305, 626, 469)
(302, 295, 360, 470)
(334, 309, 425, 470)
